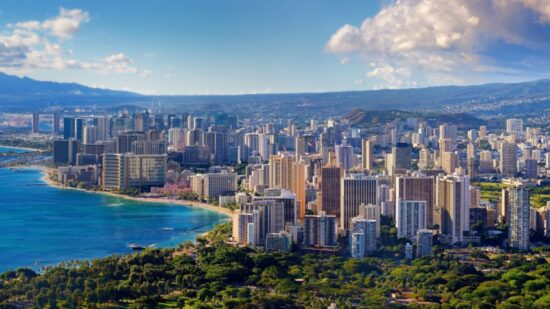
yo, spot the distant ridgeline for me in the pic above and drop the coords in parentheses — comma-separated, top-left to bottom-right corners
(1, 71, 550, 117)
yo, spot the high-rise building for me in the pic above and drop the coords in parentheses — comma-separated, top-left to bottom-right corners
(349, 216, 377, 258)
(132, 140, 167, 155)
(396, 200, 427, 239)
(524, 159, 537, 179)
(295, 136, 306, 161)
(63, 117, 75, 139)
(83, 126, 98, 144)
(269, 153, 295, 191)
(237, 200, 285, 246)
(254, 189, 297, 227)
(358, 204, 380, 238)
(232, 212, 254, 244)
(466, 143, 476, 160)
(63, 118, 84, 141)
(499, 142, 517, 176)
(436, 174, 470, 244)
(32, 112, 39, 133)
(439, 124, 457, 142)
(396, 175, 435, 227)
(418, 148, 433, 170)
(441, 151, 458, 174)
(53, 113, 60, 134)
(75, 118, 84, 141)
(335, 143, 354, 170)
(190, 172, 238, 199)
(265, 231, 292, 252)
(416, 229, 433, 258)
(102, 153, 167, 191)
(320, 164, 343, 217)
(53, 139, 79, 165)
(292, 160, 307, 220)
(116, 131, 145, 154)
(479, 125, 487, 139)
(361, 139, 373, 171)
(340, 174, 377, 230)
(93, 116, 111, 141)
(506, 118, 523, 134)
(303, 211, 337, 247)
(505, 184, 530, 250)
(392, 143, 411, 171)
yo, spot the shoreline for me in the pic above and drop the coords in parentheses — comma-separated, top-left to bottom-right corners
(13, 165, 234, 217)
(0, 144, 44, 152)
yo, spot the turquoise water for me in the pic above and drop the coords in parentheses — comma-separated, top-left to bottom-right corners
(0, 150, 228, 272)
(0, 146, 30, 154)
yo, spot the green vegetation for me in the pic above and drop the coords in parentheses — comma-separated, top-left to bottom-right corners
(1, 223, 549, 308)
(474, 182, 550, 208)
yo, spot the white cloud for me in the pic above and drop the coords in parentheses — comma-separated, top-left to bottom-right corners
(0, 7, 148, 77)
(14, 8, 89, 39)
(327, 0, 550, 88)
(42, 8, 90, 39)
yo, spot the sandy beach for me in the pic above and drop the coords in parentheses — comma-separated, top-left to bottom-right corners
(21, 165, 234, 217)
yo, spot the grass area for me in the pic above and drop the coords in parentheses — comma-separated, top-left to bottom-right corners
(473, 182, 550, 208)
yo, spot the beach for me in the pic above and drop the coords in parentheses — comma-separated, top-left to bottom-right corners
(36, 166, 234, 217)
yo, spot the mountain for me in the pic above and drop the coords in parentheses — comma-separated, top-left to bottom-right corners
(0, 72, 144, 110)
(343, 109, 486, 130)
(0, 71, 549, 116)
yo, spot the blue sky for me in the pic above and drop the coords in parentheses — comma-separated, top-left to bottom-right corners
(0, 0, 549, 94)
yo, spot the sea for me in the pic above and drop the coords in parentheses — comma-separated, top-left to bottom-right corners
(0, 146, 229, 272)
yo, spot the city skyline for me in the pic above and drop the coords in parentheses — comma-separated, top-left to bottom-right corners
(0, 1, 549, 95)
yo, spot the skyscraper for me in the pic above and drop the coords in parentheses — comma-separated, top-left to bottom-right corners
(116, 131, 145, 154)
(53, 113, 60, 134)
(392, 143, 411, 171)
(335, 143, 354, 170)
(396, 175, 435, 227)
(53, 139, 79, 165)
(64, 117, 75, 139)
(83, 126, 98, 144)
(506, 118, 523, 134)
(396, 200, 427, 239)
(320, 164, 343, 217)
(32, 112, 39, 133)
(499, 142, 517, 176)
(361, 139, 373, 171)
(340, 174, 377, 230)
(436, 174, 470, 244)
(93, 116, 111, 141)
(103, 153, 167, 191)
(292, 160, 307, 220)
(505, 184, 530, 250)
(349, 216, 377, 257)
(303, 211, 337, 247)
(416, 229, 433, 258)
(269, 153, 295, 191)
(441, 151, 458, 174)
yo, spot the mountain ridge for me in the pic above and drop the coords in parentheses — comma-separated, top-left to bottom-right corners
(1, 71, 549, 115)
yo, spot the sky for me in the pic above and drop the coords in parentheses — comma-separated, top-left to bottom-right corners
(0, 0, 550, 95)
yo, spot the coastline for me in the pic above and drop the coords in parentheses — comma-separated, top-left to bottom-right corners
(13, 165, 234, 217)
(0, 144, 44, 152)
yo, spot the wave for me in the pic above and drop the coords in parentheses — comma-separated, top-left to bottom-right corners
(107, 203, 124, 207)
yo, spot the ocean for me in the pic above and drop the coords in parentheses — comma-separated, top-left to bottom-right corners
(0, 147, 228, 272)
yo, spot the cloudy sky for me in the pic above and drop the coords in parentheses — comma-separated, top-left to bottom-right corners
(1, 0, 549, 94)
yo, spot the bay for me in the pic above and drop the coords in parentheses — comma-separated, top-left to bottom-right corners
(0, 147, 228, 272)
